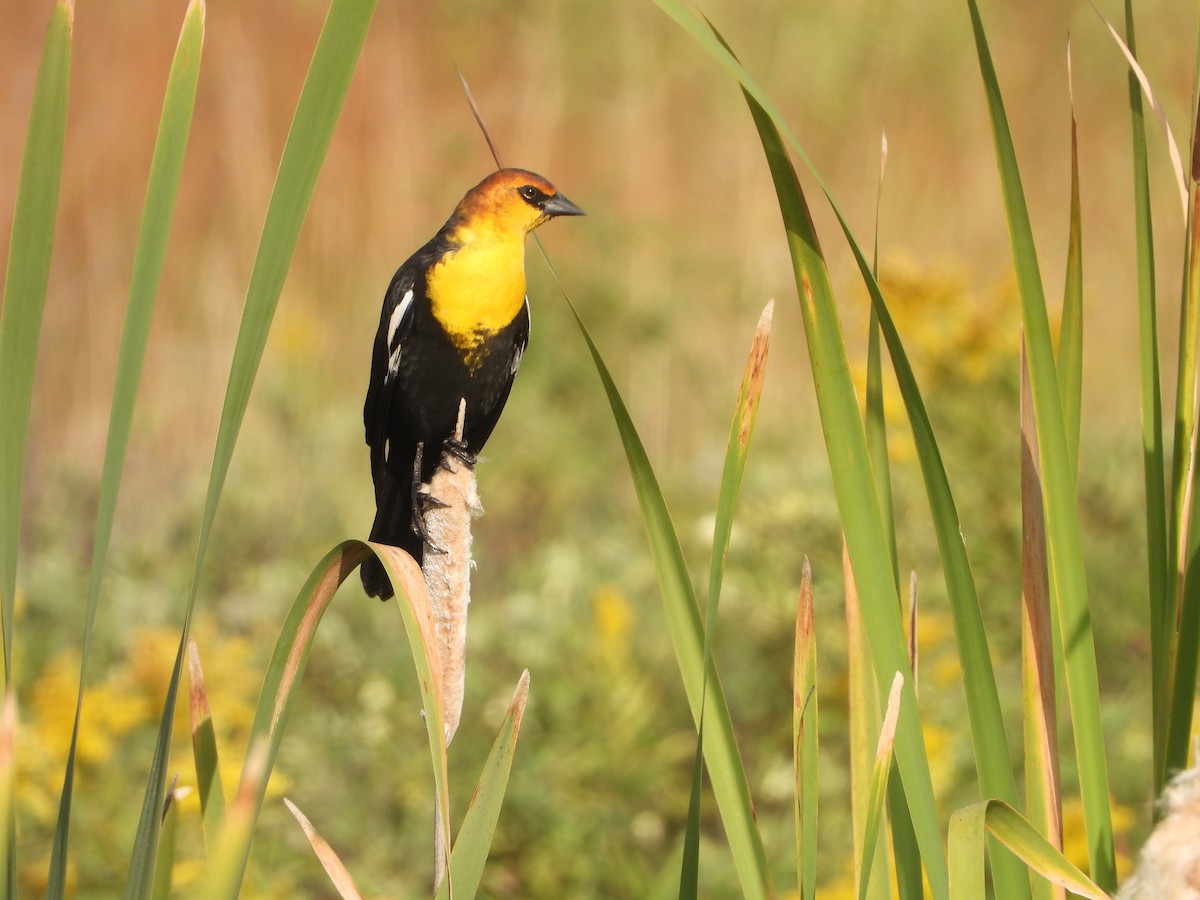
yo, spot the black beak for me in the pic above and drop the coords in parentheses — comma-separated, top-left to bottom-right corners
(542, 192, 586, 217)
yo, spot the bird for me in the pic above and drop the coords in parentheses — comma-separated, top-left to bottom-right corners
(361, 168, 584, 599)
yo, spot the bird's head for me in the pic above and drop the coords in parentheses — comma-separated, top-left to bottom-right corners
(449, 168, 584, 243)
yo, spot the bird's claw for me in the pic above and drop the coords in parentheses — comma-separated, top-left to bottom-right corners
(408, 442, 448, 554)
(441, 436, 476, 469)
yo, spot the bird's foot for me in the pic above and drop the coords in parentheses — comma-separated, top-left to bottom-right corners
(439, 436, 476, 471)
(409, 442, 447, 554)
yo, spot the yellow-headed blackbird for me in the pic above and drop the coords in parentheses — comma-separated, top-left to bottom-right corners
(362, 168, 584, 599)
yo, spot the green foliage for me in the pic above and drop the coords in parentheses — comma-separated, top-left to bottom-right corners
(3, 0, 1198, 897)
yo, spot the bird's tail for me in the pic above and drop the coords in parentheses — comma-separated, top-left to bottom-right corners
(362, 480, 424, 600)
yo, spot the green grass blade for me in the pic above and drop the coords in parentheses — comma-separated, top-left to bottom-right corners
(187, 639, 226, 849)
(194, 742, 269, 900)
(735, 75, 956, 900)
(795, 558, 818, 900)
(681, 301, 773, 899)
(0, 7, 71, 891)
(965, 0, 1115, 887)
(192, 0, 376, 579)
(1116, 0, 1171, 790)
(1020, 350, 1064, 900)
(950, 800, 1108, 900)
(648, 9, 1037, 894)
(569, 304, 773, 899)
(866, 133, 897, 583)
(1059, 47, 1083, 471)
(199, 540, 450, 894)
(0, 694, 16, 893)
(1164, 31, 1200, 784)
(283, 799, 364, 899)
(679, 737, 703, 900)
(199, 543, 368, 894)
(858, 674, 902, 900)
(739, 87, 948, 899)
(984, 801, 1110, 899)
(47, 6, 204, 893)
(125, 642, 187, 900)
(948, 802, 987, 900)
(843, 550, 894, 900)
(0, 0, 72, 683)
(152, 786, 183, 900)
(437, 671, 532, 900)
(123, 3, 375, 894)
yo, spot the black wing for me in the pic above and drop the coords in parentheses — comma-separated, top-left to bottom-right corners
(364, 265, 419, 501)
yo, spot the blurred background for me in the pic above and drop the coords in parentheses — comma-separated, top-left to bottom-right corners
(1, 0, 1196, 894)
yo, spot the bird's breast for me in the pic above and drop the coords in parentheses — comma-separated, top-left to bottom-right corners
(426, 239, 527, 353)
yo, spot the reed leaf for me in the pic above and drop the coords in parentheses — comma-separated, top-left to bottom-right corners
(649, 7, 1041, 894)
(858, 674, 902, 900)
(151, 786, 186, 900)
(950, 801, 1111, 900)
(569, 304, 773, 898)
(1060, 43, 1083, 471)
(436, 671, 532, 900)
(1111, 0, 1171, 791)
(198, 540, 449, 894)
(187, 638, 225, 849)
(740, 86, 948, 897)
(0, 0, 72, 682)
(682, 301, 773, 899)
(1021, 349, 1064, 900)
(1163, 24, 1200, 786)
(47, 5, 205, 894)
(284, 799, 364, 900)
(123, 3, 376, 893)
(795, 558, 818, 900)
(965, 0, 1115, 885)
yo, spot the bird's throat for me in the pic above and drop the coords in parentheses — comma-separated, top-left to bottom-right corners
(426, 237, 527, 353)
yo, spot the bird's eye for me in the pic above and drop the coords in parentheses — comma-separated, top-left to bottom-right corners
(518, 185, 540, 203)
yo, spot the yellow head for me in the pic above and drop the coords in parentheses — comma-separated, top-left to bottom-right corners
(447, 168, 585, 244)
(427, 169, 583, 353)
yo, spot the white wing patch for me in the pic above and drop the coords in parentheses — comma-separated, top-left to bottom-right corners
(511, 297, 529, 374)
(386, 288, 414, 381)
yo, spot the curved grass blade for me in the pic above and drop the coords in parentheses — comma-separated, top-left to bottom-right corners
(284, 799, 364, 900)
(858, 673, 902, 900)
(436, 670, 532, 900)
(1096, 6, 1189, 223)
(0, 0, 73, 682)
(198, 540, 449, 895)
(966, 0, 1115, 886)
(649, 8, 1039, 895)
(681, 301, 773, 899)
(124, 3, 376, 894)
(950, 800, 1111, 900)
(47, 6, 205, 894)
(734, 54, 950, 900)
(568, 305, 773, 899)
